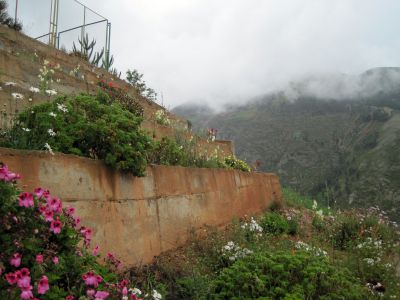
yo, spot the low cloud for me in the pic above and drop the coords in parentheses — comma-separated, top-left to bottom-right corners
(10, 0, 400, 108)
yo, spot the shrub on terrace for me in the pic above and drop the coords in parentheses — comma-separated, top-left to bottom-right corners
(148, 137, 251, 172)
(211, 251, 369, 299)
(0, 92, 153, 176)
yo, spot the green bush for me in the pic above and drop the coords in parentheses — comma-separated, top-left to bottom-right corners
(312, 215, 325, 232)
(149, 137, 251, 172)
(149, 137, 186, 166)
(211, 251, 369, 299)
(287, 218, 299, 235)
(333, 214, 361, 249)
(223, 156, 251, 172)
(261, 212, 289, 235)
(0, 92, 153, 176)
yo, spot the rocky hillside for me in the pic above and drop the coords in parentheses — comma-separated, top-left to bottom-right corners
(173, 68, 400, 221)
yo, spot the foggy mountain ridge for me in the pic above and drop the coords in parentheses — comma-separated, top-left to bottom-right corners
(172, 67, 400, 221)
(174, 67, 400, 115)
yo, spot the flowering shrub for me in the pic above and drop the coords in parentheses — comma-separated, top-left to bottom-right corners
(223, 155, 251, 172)
(149, 137, 251, 172)
(98, 80, 144, 117)
(294, 241, 328, 257)
(220, 241, 253, 262)
(0, 93, 153, 176)
(0, 164, 155, 299)
(154, 110, 170, 126)
(260, 212, 289, 235)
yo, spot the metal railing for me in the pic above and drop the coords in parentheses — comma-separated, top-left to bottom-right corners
(13, 0, 111, 62)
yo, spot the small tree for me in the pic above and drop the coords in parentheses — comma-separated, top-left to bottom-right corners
(0, 0, 22, 31)
(126, 69, 157, 101)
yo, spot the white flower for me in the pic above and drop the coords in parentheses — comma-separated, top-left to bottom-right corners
(5, 82, 16, 86)
(49, 112, 57, 117)
(45, 89, 57, 96)
(29, 86, 40, 93)
(22, 128, 31, 132)
(152, 289, 162, 300)
(57, 103, 68, 113)
(129, 288, 142, 295)
(43, 59, 49, 66)
(312, 200, 318, 210)
(11, 93, 24, 100)
(0, 86, 2, 90)
(44, 143, 54, 155)
(48, 129, 56, 137)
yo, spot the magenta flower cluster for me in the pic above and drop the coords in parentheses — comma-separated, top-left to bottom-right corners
(1, 165, 148, 300)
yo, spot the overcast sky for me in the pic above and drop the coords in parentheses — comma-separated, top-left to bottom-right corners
(8, 0, 400, 108)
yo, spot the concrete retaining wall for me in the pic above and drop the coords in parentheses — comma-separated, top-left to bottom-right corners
(0, 148, 281, 266)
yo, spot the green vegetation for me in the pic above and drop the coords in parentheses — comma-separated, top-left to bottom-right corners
(173, 88, 400, 221)
(149, 137, 251, 172)
(0, 92, 153, 176)
(132, 190, 400, 299)
(0, 93, 250, 175)
(212, 251, 367, 299)
(126, 69, 158, 101)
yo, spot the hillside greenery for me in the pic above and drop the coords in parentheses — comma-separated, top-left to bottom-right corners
(173, 83, 400, 221)
(131, 189, 400, 299)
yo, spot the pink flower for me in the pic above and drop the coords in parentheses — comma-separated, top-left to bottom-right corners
(92, 245, 100, 256)
(65, 207, 75, 216)
(74, 216, 81, 228)
(80, 227, 92, 246)
(16, 268, 31, 288)
(50, 217, 62, 234)
(20, 285, 33, 299)
(86, 289, 96, 297)
(122, 286, 128, 296)
(36, 254, 43, 264)
(10, 253, 22, 267)
(0, 164, 20, 182)
(18, 192, 34, 208)
(66, 296, 74, 300)
(82, 271, 103, 287)
(52, 256, 59, 265)
(94, 291, 109, 299)
(47, 197, 62, 213)
(37, 275, 49, 294)
(5, 272, 17, 284)
(43, 210, 54, 222)
(34, 187, 48, 199)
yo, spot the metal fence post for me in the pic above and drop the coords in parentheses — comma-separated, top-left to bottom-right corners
(14, 0, 18, 22)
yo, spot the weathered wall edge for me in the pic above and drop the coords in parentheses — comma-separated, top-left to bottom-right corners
(0, 147, 282, 266)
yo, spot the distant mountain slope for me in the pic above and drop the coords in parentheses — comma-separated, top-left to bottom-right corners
(172, 69, 400, 221)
